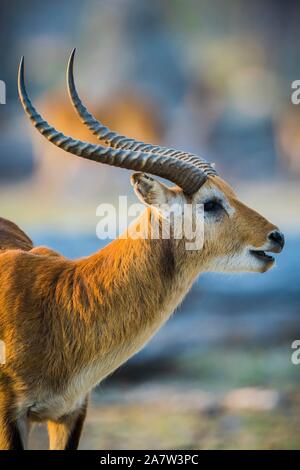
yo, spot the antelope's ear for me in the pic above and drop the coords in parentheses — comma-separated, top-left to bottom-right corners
(130, 172, 175, 206)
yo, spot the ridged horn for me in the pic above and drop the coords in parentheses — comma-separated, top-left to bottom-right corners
(67, 49, 217, 176)
(18, 57, 208, 195)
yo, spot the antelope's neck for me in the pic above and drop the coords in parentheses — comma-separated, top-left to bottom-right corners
(28, 211, 203, 419)
(74, 209, 201, 375)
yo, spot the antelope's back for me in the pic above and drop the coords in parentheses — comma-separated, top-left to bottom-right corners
(0, 217, 33, 252)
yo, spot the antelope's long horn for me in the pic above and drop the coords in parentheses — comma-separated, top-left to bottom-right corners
(18, 57, 207, 195)
(67, 49, 217, 177)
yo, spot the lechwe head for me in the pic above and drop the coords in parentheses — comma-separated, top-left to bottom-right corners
(19, 50, 284, 274)
(130, 172, 284, 274)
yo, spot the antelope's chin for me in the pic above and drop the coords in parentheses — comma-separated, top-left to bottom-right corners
(208, 247, 278, 273)
(249, 249, 276, 273)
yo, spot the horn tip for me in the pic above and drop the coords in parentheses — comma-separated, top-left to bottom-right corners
(67, 49, 77, 92)
(19, 56, 25, 73)
(67, 48, 77, 79)
(69, 48, 76, 64)
(18, 56, 25, 92)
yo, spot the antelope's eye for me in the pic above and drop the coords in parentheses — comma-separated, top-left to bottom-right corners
(204, 200, 223, 213)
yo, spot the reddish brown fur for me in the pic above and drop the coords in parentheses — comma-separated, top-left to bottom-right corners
(0, 218, 33, 252)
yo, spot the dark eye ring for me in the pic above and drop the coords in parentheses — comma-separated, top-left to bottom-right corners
(204, 200, 223, 213)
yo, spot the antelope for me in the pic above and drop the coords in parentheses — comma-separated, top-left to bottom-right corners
(0, 50, 284, 450)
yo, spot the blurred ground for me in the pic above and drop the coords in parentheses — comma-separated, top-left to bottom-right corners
(29, 350, 300, 449)
(30, 390, 300, 450)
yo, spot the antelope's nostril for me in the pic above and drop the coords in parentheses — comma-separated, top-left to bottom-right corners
(268, 230, 285, 249)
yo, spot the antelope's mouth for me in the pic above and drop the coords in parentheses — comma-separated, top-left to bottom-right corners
(249, 250, 275, 262)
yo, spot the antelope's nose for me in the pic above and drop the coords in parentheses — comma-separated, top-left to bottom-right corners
(268, 230, 285, 251)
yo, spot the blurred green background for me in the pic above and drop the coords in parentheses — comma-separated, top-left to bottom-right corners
(0, 0, 299, 449)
